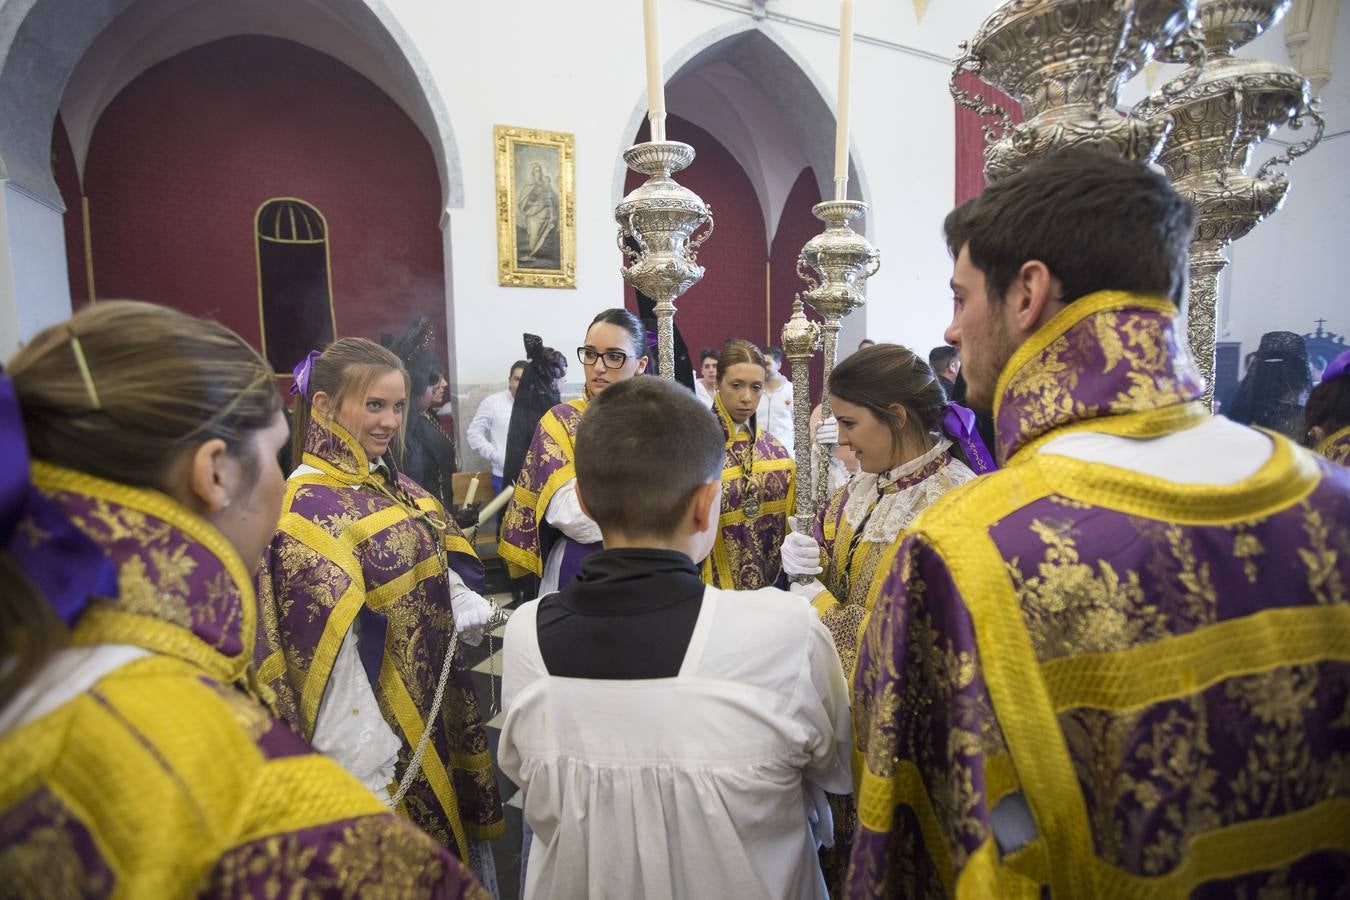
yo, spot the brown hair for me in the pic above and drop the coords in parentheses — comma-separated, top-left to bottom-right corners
(4, 300, 282, 706)
(575, 377, 724, 538)
(290, 337, 410, 466)
(716, 339, 766, 382)
(943, 148, 1195, 306)
(1304, 376, 1350, 447)
(828, 343, 946, 463)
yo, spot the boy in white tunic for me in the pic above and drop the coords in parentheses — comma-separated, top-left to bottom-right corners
(500, 376, 852, 900)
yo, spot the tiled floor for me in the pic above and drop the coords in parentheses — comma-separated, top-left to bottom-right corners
(461, 590, 527, 900)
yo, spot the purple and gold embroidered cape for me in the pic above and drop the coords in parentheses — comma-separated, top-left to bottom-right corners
(1315, 424, 1350, 466)
(701, 393, 795, 590)
(810, 443, 975, 677)
(498, 397, 600, 583)
(256, 416, 504, 859)
(848, 292, 1350, 897)
(0, 463, 485, 898)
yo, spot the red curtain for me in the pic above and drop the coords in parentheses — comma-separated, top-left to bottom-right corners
(953, 72, 1024, 205)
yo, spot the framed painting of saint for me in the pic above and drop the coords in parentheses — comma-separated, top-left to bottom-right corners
(494, 125, 576, 288)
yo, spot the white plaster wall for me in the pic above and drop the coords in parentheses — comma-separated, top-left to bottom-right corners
(381, 0, 986, 423)
(0, 183, 70, 355)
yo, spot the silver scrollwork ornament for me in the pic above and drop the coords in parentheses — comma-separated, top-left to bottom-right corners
(616, 141, 714, 380)
(797, 200, 880, 512)
(951, 0, 1205, 181)
(1138, 0, 1324, 407)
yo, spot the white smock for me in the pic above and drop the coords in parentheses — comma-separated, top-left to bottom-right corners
(499, 586, 852, 900)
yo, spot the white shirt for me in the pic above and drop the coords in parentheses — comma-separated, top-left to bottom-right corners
(694, 380, 715, 409)
(539, 479, 602, 596)
(757, 379, 795, 454)
(1040, 413, 1271, 484)
(500, 587, 853, 900)
(466, 389, 515, 477)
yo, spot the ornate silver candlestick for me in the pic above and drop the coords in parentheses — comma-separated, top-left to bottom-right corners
(951, 0, 1204, 181)
(1137, 0, 1323, 408)
(797, 200, 879, 511)
(616, 141, 714, 379)
(780, 296, 822, 541)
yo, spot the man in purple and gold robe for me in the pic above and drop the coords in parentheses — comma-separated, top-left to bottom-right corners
(848, 151, 1350, 898)
(499, 396, 601, 595)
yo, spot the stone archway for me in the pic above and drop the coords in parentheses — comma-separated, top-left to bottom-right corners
(0, 0, 463, 352)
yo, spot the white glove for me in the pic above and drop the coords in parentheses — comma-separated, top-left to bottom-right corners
(814, 416, 839, 446)
(450, 589, 494, 646)
(781, 529, 823, 577)
(803, 781, 836, 850)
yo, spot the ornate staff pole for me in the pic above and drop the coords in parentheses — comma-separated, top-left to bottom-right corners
(618, 0, 713, 380)
(797, 201, 879, 510)
(616, 145, 713, 379)
(780, 297, 822, 539)
(1137, 0, 1323, 409)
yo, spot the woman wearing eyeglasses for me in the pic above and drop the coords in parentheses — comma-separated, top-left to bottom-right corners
(499, 308, 649, 597)
(701, 339, 795, 590)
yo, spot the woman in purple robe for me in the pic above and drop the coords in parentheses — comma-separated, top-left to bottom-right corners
(702, 340, 795, 590)
(0, 301, 484, 897)
(499, 309, 649, 596)
(256, 338, 504, 889)
(1305, 349, 1350, 464)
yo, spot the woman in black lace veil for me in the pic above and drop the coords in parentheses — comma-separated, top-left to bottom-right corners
(381, 317, 457, 506)
(1227, 330, 1312, 439)
(502, 334, 568, 490)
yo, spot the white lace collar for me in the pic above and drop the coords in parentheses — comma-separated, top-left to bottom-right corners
(841, 438, 976, 544)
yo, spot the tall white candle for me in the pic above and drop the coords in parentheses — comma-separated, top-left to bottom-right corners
(643, 0, 667, 142)
(834, 0, 855, 200)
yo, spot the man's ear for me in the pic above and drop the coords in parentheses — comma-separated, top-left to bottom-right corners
(690, 479, 720, 532)
(1006, 260, 1064, 337)
(186, 438, 234, 514)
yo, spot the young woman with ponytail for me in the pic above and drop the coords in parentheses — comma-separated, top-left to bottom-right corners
(782, 343, 990, 675)
(256, 336, 504, 888)
(0, 301, 484, 896)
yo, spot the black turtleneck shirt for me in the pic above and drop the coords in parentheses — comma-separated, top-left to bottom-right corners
(535, 547, 705, 679)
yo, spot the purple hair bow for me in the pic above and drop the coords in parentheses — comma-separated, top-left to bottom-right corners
(1322, 349, 1350, 384)
(290, 349, 322, 398)
(941, 402, 997, 475)
(0, 373, 117, 628)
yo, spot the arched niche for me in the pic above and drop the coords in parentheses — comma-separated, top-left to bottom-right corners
(0, 0, 463, 214)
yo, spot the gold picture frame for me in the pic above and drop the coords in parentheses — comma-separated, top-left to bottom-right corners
(494, 125, 576, 288)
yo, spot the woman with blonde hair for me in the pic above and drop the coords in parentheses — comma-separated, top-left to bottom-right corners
(702, 339, 795, 590)
(256, 337, 504, 889)
(0, 301, 484, 895)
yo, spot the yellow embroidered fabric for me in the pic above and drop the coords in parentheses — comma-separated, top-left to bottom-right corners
(849, 293, 1350, 898)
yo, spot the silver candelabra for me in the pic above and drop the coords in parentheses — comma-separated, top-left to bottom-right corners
(616, 141, 714, 380)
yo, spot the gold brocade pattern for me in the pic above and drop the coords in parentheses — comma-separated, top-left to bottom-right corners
(498, 398, 588, 578)
(1314, 425, 1350, 466)
(258, 414, 503, 856)
(813, 447, 976, 676)
(0, 789, 113, 897)
(702, 393, 794, 590)
(848, 291, 1350, 898)
(992, 292, 1204, 464)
